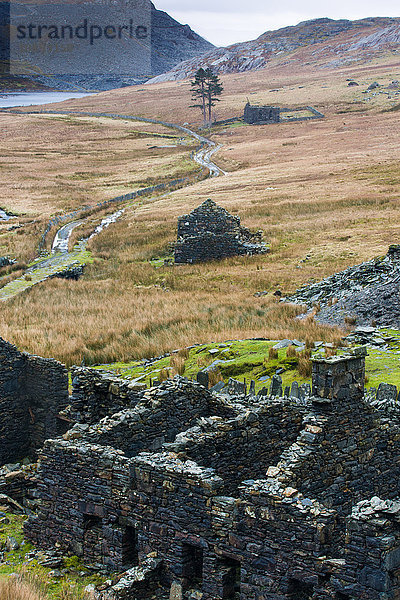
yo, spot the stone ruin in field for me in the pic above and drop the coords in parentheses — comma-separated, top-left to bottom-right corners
(243, 102, 281, 124)
(242, 102, 324, 125)
(174, 199, 268, 264)
(4, 335, 400, 598)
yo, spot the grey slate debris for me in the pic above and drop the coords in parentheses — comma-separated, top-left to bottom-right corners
(286, 245, 400, 327)
(0, 256, 15, 267)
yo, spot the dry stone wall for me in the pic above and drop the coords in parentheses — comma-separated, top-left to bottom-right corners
(165, 401, 306, 496)
(0, 337, 68, 464)
(65, 367, 144, 424)
(64, 378, 218, 457)
(24, 353, 400, 600)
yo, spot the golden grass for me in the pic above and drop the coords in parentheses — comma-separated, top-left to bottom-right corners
(0, 570, 91, 600)
(0, 113, 196, 262)
(0, 577, 44, 600)
(1, 60, 400, 364)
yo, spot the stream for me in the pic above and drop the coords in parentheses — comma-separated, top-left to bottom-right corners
(0, 209, 14, 221)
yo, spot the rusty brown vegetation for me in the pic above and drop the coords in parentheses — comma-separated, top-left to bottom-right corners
(1, 60, 400, 365)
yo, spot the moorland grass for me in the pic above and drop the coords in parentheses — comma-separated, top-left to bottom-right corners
(1, 63, 400, 364)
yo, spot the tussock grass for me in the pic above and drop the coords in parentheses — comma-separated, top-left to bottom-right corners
(2, 62, 400, 364)
(268, 348, 279, 361)
(0, 574, 89, 600)
(0, 113, 196, 263)
(0, 577, 44, 600)
(298, 356, 313, 378)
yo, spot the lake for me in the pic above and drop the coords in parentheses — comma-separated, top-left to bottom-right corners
(0, 92, 95, 108)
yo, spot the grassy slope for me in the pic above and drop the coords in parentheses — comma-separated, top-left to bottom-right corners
(0, 114, 197, 263)
(93, 339, 311, 394)
(1, 59, 400, 364)
(93, 328, 400, 393)
(0, 514, 105, 599)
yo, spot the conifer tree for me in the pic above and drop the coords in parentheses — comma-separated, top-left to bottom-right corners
(191, 67, 223, 124)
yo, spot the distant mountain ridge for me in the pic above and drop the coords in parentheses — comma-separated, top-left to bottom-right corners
(0, 1, 214, 91)
(148, 17, 400, 83)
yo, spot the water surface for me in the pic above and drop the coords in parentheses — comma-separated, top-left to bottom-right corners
(0, 92, 94, 108)
(0, 209, 13, 221)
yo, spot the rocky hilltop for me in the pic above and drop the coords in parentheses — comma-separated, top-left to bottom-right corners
(0, 1, 214, 91)
(148, 16, 400, 83)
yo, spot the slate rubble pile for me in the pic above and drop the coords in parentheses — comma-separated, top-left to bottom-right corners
(286, 245, 400, 327)
(93, 556, 163, 600)
(20, 350, 400, 600)
(174, 199, 268, 263)
(0, 461, 37, 504)
(51, 265, 84, 280)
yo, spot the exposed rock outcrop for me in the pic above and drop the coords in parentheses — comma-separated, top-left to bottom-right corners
(148, 17, 400, 83)
(286, 245, 400, 327)
(1, 1, 214, 91)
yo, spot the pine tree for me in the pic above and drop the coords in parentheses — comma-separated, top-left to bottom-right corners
(191, 67, 223, 124)
(204, 68, 223, 123)
(190, 67, 207, 123)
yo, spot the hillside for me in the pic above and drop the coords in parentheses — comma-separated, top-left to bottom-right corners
(149, 17, 400, 83)
(0, 54, 400, 364)
(1, 1, 214, 91)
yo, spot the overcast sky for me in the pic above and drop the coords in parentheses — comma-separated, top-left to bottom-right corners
(154, 0, 400, 46)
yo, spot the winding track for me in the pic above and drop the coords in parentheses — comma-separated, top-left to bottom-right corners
(0, 110, 225, 301)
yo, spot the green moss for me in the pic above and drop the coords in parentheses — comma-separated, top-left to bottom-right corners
(363, 329, 400, 389)
(149, 254, 174, 268)
(93, 355, 172, 386)
(93, 339, 312, 393)
(82, 330, 400, 396)
(0, 513, 110, 599)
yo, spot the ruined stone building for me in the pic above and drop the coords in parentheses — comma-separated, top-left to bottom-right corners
(243, 102, 281, 125)
(174, 199, 268, 263)
(16, 348, 400, 600)
(0, 338, 68, 465)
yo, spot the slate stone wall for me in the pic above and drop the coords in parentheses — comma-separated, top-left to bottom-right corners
(24, 440, 132, 571)
(65, 367, 143, 425)
(269, 355, 400, 517)
(165, 400, 306, 496)
(243, 103, 280, 124)
(0, 337, 68, 465)
(65, 377, 215, 457)
(174, 199, 268, 264)
(343, 498, 400, 598)
(24, 357, 400, 600)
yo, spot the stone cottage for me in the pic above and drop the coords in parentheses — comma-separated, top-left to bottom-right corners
(174, 199, 268, 263)
(23, 350, 400, 600)
(243, 102, 281, 125)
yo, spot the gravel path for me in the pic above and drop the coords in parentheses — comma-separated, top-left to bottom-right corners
(52, 220, 84, 254)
